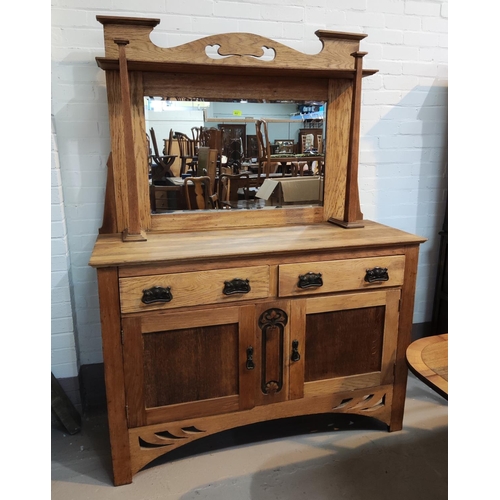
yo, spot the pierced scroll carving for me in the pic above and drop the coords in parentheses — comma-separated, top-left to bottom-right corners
(96, 17, 372, 73)
(206, 43, 276, 61)
(332, 391, 386, 413)
(128, 387, 391, 476)
(138, 425, 205, 450)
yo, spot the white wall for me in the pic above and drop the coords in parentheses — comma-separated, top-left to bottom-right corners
(51, 115, 79, 379)
(51, 0, 448, 372)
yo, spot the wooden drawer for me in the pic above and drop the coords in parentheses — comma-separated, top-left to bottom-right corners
(155, 190, 169, 200)
(119, 265, 270, 313)
(278, 255, 405, 297)
(154, 199, 169, 208)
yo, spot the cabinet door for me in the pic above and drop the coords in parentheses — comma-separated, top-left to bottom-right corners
(290, 289, 400, 399)
(122, 305, 256, 427)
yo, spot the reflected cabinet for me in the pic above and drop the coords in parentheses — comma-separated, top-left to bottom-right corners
(90, 15, 426, 485)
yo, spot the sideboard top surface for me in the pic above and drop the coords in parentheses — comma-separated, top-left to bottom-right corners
(89, 221, 426, 268)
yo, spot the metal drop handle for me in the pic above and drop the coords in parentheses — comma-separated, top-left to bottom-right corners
(246, 346, 255, 370)
(291, 340, 300, 362)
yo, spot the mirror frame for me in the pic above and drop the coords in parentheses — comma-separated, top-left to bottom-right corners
(96, 16, 376, 240)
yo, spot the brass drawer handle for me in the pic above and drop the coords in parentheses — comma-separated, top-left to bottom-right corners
(364, 267, 389, 283)
(298, 272, 323, 289)
(141, 286, 173, 304)
(223, 278, 251, 295)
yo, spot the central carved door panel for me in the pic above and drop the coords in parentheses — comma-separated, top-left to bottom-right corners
(253, 301, 293, 406)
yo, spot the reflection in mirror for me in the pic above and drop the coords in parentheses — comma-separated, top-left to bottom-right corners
(145, 98, 326, 213)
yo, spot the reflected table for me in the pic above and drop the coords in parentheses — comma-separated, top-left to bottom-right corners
(266, 154, 324, 176)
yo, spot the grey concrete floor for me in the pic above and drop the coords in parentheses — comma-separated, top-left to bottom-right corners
(51, 373, 447, 499)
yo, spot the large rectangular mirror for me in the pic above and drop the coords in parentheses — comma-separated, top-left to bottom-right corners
(145, 97, 326, 213)
(95, 16, 373, 235)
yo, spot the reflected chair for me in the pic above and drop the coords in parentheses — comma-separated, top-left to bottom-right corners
(148, 128, 180, 212)
(191, 126, 202, 154)
(218, 172, 252, 209)
(163, 128, 174, 155)
(149, 127, 176, 181)
(183, 176, 219, 210)
(175, 131, 197, 175)
(255, 119, 276, 180)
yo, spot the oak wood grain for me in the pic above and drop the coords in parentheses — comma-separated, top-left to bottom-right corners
(90, 220, 426, 268)
(406, 334, 448, 399)
(96, 268, 132, 486)
(278, 255, 405, 297)
(389, 244, 421, 431)
(128, 384, 393, 476)
(96, 16, 369, 74)
(119, 265, 270, 313)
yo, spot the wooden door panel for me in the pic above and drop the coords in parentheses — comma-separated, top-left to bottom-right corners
(302, 289, 400, 395)
(142, 324, 239, 407)
(304, 306, 385, 381)
(122, 305, 256, 426)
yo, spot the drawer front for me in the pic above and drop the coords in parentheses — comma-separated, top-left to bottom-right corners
(155, 191, 169, 200)
(155, 199, 169, 208)
(278, 255, 405, 297)
(120, 266, 270, 313)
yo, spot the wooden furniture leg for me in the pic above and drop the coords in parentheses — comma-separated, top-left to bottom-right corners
(97, 267, 133, 485)
(389, 244, 420, 432)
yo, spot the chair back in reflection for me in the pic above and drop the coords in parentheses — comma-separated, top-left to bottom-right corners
(163, 128, 174, 155)
(255, 119, 273, 179)
(183, 176, 219, 210)
(218, 172, 251, 208)
(197, 146, 217, 193)
(191, 126, 202, 154)
(149, 127, 175, 181)
(175, 131, 197, 175)
(301, 132, 323, 154)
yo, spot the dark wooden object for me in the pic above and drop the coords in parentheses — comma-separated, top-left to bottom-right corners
(432, 202, 448, 335)
(51, 372, 81, 435)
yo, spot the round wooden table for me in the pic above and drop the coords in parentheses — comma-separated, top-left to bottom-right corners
(406, 333, 448, 400)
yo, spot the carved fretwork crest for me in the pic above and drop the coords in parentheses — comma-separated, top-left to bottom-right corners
(258, 308, 288, 329)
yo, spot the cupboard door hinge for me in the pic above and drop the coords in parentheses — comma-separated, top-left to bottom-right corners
(120, 329, 124, 345)
(125, 404, 129, 421)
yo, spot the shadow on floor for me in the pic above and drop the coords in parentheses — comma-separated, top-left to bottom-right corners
(178, 425, 447, 500)
(51, 375, 447, 497)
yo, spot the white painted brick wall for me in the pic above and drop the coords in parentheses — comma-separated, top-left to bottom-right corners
(51, 115, 79, 378)
(51, 0, 448, 369)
